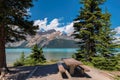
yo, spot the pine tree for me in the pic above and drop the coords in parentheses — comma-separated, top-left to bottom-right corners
(73, 0, 111, 61)
(30, 44, 46, 63)
(96, 11, 112, 57)
(0, 0, 38, 73)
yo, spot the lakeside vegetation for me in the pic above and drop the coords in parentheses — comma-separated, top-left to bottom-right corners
(72, 0, 120, 71)
(14, 44, 46, 66)
(80, 53, 120, 71)
(14, 44, 120, 71)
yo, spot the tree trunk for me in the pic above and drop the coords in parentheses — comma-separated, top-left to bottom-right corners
(0, 24, 8, 74)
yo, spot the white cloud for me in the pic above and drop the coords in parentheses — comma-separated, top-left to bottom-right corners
(64, 22, 74, 36)
(47, 18, 59, 30)
(113, 26, 120, 43)
(114, 26, 120, 34)
(34, 18, 47, 31)
(34, 18, 74, 36)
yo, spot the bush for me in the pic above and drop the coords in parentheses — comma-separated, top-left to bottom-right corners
(92, 57, 118, 70)
(13, 52, 25, 67)
(115, 53, 120, 70)
(72, 52, 86, 61)
(24, 58, 37, 66)
(114, 75, 120, 80)
(13, 45, 46, 66)
(13, 60, 24, 67)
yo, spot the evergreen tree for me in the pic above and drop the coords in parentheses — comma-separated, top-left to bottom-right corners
(96, 10, 117, 57)
(30, 44, 46, 63)
(0, 0, 38, 73)
(73, 0, 117, 61)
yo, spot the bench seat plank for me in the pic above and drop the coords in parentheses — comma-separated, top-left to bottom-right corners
(79, 65, 90, 72)
(58, 64, 66, 73)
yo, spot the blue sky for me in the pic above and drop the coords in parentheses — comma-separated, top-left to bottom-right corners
(104, 0, 120, 28)
(30, 0, 120, 35)
(30, 0, 80, 25)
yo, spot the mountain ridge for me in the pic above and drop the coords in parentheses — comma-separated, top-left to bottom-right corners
(6, 30, 78, 48)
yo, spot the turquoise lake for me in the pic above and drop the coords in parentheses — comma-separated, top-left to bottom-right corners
(6, 48, 77, 64)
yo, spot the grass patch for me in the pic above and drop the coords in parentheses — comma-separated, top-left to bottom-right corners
(82, 61, 93, 67)
(114, 75, 120, 80)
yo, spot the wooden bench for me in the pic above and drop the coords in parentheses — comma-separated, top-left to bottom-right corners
(79, 65, 90, 72)
(57, 63, 72, 79)
(57, 63, 66, 73)
(76, 65, 90, 75)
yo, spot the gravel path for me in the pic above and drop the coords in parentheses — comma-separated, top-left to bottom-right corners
(4, 66, 35, 80)
(4, 63, 115, 80)
(85, 67, 113, 80)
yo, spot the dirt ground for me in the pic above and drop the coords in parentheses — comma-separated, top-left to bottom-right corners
(1, 63, 120, 80)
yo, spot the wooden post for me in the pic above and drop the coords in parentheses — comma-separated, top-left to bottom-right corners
(69, 65, 75, 75)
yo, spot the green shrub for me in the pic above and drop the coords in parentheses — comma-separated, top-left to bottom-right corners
(92, 57, 118, 70)
(13, 52, 25, 67)
(13, 60, 24, 67)
(115, 53, 120, 70)
(24, 58, 37, 66)
(72, 52, 86, 61)
(13, 45, 46, 66)
(114, 75, 120, 80)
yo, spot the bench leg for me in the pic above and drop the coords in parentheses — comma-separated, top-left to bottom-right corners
(69, 65, 75, 75)
(81, 69, 84, 75)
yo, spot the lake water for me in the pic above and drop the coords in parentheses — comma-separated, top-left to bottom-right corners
(6, 48, 77, 64)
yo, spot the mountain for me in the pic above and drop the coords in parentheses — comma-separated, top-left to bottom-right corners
(6, 30, 78, 48)
(45, 39, 78, 48)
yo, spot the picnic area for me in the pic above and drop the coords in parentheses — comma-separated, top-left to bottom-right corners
(1, 58, 118, 80)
